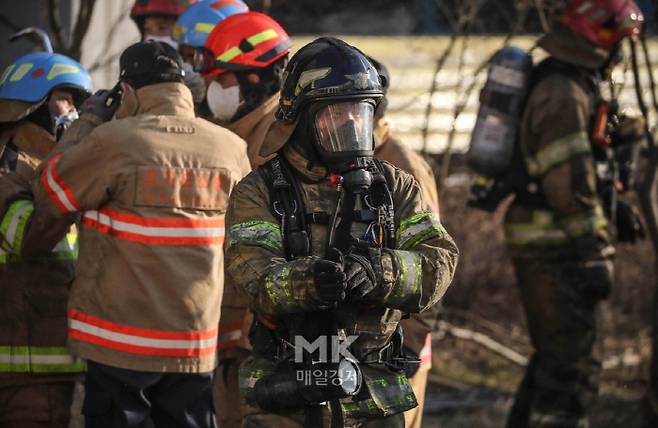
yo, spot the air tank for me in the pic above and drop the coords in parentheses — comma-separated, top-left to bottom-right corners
(467, 46, 532, 177)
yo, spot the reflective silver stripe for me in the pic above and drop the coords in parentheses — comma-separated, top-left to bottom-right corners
(0, 354, 77, 365)
(69, 319, 218, 350)
(226, 220, 283, 253)
(526, 131, 591, 177)
(0, 200, 33, 251)
(0, 346, 86, 372)
(560, 206, 608, 238)
(388, 250, 422, 307)
(396, 212, 445, 250)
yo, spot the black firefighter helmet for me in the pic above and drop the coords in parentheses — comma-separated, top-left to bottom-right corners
(267, 37, 385, 173)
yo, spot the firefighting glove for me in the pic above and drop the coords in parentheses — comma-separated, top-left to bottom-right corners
(80, 89, 120, 122)
(345, 244, 384, 302)
(313, 248, 347, 306)
(616, 200, 646, 243)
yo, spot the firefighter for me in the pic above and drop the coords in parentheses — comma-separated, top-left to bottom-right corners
(199, 11, 292, 167)
(23, 41, 250, 428)
(368, 56, 440, 428)
(502, 1, 644, 427)
(130, 0, 196, 46)
(172, 0, 249, 107)
(195, 12, 292, 428)
(172, 0, 248, 66)
(224, 37, 458, 428)
(0, 50, 91, 427)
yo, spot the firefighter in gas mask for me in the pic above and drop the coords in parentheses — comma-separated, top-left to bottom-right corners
(223, 37, 458, 428)
(499, 1, 645, 427)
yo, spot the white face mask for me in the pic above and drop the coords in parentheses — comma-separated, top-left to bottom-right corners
(206, 81, 242, 122)
(144, 34, 179, 50)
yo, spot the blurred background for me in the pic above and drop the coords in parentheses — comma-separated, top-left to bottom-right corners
(1, 1, 657, 426)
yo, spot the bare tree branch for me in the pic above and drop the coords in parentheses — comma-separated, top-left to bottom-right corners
(47, 0, 65, 52)
(67, 0, 97, 61)
(0, 13, 21, 32)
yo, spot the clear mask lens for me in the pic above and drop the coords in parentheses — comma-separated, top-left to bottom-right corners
(314, 102, 374, 154)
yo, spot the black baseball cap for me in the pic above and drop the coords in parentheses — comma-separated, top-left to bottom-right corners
(119, 41, 185, 88)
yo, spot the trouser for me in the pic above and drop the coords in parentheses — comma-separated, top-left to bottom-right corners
(506, 257, 612, 428)
(82, 360, 216, 428)
(213, 352, 249, 428)
(0, 379, 74, 428)
(403, 365, 429, 428)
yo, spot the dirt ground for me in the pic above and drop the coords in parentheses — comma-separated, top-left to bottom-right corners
(420, 157, 655, 427)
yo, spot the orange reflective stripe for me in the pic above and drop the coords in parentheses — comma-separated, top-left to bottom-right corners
(419, 333, 432, 369)
(42, 153, 80, 213)
(68, 309, 217, 357)
(82, 208, 225, 246)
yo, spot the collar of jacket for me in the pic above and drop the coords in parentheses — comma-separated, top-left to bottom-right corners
(115, 82, 195, 119)
(374, 116, 391, 151)
(1, 121, 55, 161)
(228, 95, 279, 140)
(537, 24, 610, 71)
(281, 143, 328, 182)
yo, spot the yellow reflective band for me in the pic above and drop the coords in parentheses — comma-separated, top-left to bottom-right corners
(560, 206, 608, 238)
(9, 63, 33, 82)
(0, 200, 34, 253)
(173, 24, 186, 40)
(0, 346, 86, 373)
(216, 29, 279, 63)
(526, 131, 591, 177)
(246, 29, 278, 46)
(217, 46, 242, 62)
(0, 64, 15, 85)
(194, 22, 215, 33)
(47, 63, 80, 81)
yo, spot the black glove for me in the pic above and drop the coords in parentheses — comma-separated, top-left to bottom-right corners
(80, 88, 121, 122)
(345, 243, 383, 302)
(616, 200, 645, 243)
(313, 248, 347, 306)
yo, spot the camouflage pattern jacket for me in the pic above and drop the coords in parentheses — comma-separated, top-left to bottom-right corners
(374, 118, 440, 365)
(224, 142, 458, 362)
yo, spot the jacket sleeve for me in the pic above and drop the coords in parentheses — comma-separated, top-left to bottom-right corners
(381, 167, 459, 314)
(224, 173, 325, 316)
(523, 78, 610, 254)
(22, 115, 110, 256)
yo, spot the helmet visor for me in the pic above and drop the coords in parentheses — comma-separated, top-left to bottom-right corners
(314, 101, 374, 154)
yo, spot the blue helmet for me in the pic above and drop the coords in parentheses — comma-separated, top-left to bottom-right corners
(0, 52, 92, 104)
(173, 0, 248, 48)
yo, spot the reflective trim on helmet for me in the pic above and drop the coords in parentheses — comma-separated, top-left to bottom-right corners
(47, 63, 81, 81)
(226, 220, 283, 253)
(216, 28, 279, 62)
(0, 200, 33, 254)
(0, 346, 86, 373)
(396, 212, 445, 251)
(255, 38, 293, 64)
(0, 64, 15, 85)
(388, 250, 422, 307)
(10, 63, 33, 82)
(194, 22, 216, 33)
(525, 131, 591, 177)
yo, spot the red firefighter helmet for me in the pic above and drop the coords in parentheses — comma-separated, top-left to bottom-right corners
(562, 0, 644, 49)
(201, 11, 292, 76)
(131, 0, 195, 20)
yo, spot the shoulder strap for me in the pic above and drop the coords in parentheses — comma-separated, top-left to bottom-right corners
(259, 157, 310, 259)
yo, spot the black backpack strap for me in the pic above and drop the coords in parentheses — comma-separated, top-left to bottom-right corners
(258, 157, 310, 259)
